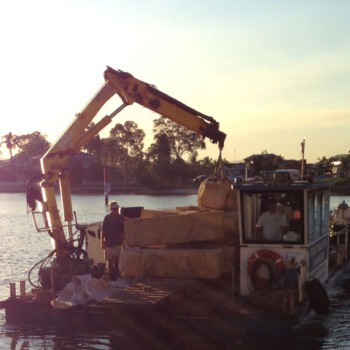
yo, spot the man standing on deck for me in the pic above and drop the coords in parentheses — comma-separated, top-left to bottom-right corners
(101, 201, 124, 280)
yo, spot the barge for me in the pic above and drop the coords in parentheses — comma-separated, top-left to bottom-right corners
(1, 68, 349, 338)
(3, 174, 349, 337)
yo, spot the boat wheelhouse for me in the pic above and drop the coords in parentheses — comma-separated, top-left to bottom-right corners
(235, 180, 331, 303)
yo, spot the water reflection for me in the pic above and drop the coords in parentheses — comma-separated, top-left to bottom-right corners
(2, 324, 118, 350)
(1, 323, 195, 350)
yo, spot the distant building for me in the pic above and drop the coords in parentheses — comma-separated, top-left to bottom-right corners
(279, 159, 302, 171)
(223, 162, 245, 180)
(243, 153, 283, 177)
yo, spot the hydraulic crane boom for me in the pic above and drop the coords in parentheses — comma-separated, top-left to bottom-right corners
(38, 66, 226, 252)
(104, 67, 226, 147)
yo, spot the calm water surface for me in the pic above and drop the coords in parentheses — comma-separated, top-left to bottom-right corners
(0, 193, 350, 349)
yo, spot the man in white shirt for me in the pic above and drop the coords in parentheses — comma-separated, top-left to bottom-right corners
(256, 197, 289, 240)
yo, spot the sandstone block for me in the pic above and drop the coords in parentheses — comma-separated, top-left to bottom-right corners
(120, 246, 234, 279)
(125, 210, 237, 247)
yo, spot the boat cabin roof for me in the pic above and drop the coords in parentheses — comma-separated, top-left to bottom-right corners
(234, 180, 330, 193)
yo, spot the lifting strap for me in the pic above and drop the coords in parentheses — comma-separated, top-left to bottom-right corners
(213, 150, 224, 179)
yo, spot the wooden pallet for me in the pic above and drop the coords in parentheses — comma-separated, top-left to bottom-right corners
(98, 278, 197, 309)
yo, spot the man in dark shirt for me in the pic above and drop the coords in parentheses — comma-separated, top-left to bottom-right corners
(101, 201, 124, 280)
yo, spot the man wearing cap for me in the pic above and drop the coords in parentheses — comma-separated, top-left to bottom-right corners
(101, 201, 124, 280)
(256, 197, 289, 241)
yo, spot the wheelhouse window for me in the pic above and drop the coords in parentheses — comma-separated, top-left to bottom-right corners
(241, 191, 304, 244)
(308, 189, 330, 243)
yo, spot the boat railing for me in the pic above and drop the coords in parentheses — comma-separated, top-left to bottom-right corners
(30, 210, 77, 234)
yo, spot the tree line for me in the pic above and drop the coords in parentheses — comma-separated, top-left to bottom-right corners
(1, 121, 349, 189)
(0, 117, 217, 189)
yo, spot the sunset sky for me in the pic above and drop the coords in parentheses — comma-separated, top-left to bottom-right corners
(0, 0, 349, 163)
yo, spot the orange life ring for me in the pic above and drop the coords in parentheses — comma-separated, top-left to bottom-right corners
(247, 249, 285, 290)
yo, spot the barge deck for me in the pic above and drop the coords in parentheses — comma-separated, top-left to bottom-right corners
(2, 279, 197, 329)
(1, 275, 303, 337)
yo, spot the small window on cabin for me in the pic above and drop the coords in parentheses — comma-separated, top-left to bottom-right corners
(308, 189, 330, 243)
(241, 191, 304, 244)
(322, 190, 330, 236)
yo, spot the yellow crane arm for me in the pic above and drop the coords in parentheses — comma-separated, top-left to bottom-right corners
(39, 67, 226, 251)
(104, 67, 226, 148)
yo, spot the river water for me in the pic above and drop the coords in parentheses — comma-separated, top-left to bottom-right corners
(0, 193, 350, 349)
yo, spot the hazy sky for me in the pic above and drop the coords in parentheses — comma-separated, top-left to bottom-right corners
(1, 0, 349, 163)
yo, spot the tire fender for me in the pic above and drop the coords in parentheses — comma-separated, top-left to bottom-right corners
(305, 278, 330, 315)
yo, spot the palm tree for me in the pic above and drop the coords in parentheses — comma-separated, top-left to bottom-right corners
(0, 132, 18, 167)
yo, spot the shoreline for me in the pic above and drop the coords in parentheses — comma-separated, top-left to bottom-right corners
(0, 186, 198, 196)
(1, 181, 350, 196)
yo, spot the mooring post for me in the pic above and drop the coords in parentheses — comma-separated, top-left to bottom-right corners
(20, 280, 26, 297)
(9, 283, 16, 299)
